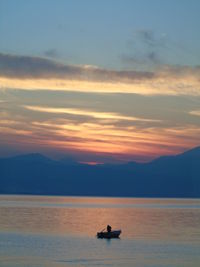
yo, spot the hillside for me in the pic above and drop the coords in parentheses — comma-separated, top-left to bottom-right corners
(0, 147, 200, 197)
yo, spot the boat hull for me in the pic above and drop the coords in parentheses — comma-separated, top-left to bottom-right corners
(97, 230, 121, 239)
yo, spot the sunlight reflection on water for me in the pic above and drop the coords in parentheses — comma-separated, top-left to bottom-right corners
(0, 195, 200, 267)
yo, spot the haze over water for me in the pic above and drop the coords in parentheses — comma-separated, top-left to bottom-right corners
(0, 195, 200, 267)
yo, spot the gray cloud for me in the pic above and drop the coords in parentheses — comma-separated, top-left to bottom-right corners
(136, 29, 167, 48)
(1, 53, 200, 97)
(0, 53, 79, 79)
(122, 29, 169, 67)
(121, 51, 161, 65)
(0, 52, 155, 81)
(43, 49, 59, 58)
(148, 51, 160, 64)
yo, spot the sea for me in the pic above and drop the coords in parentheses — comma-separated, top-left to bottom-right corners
(0, 195, 200, 267)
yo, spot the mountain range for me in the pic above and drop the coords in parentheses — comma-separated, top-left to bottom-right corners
(0, 146, 200, 197)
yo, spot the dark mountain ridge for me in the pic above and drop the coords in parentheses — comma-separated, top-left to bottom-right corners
(0, 146, 200, 197)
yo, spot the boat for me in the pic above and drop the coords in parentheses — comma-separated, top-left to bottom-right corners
(97, 230, 121, 239)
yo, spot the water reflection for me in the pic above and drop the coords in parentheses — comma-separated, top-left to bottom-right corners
(0, 195, 200, 243)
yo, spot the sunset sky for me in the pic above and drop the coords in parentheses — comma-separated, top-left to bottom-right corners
(0, 0, 200, 163)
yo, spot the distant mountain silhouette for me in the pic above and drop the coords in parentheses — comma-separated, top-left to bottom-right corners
(0, 147, 200, 197)
(10, 153, 55, 163)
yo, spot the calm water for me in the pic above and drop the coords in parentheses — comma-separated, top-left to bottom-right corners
(0, 195, 200, 267)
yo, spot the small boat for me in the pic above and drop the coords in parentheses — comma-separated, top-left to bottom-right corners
(97, 230, 121, 239)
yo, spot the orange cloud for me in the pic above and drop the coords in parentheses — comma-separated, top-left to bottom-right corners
(24, 105, 161, 122)
(24, 119, 200, 161)
(189, 110, 200, 117)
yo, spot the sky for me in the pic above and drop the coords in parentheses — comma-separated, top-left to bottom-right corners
(0, 0, 200, 163)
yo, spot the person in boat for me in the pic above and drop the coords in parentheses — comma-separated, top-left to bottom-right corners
(107, 224, 112, 233)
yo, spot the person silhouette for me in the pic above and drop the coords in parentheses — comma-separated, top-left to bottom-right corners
(107, 225, 112, 232)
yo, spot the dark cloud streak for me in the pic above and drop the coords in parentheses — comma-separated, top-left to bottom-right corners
(0, 53, 154, 81)
(43, 48, 59, 58)
(122, 29, 168, 66)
